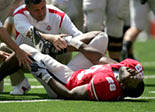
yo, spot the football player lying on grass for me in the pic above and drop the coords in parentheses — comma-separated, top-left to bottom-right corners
(0, 31, 113, 98)
(0, 33, 144, 101)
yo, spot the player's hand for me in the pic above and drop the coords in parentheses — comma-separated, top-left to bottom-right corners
(0, 51, 10, 62)
(32, 29, 67, 56)
(39, 33, 68, 51)
(52, 34, 68, 51)
(15, 49, 32, 70)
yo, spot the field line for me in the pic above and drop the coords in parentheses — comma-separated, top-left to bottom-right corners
(0, 99, 61, 103)
(0, 97, 155, 103)
(125, 97, 155, 100)
(142, 61, 155, 66)
(144, 75, 155, 79)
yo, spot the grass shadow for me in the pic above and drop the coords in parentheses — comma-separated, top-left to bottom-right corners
(0, 92, 50, 101)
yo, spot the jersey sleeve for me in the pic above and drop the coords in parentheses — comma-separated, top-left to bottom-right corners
(87, 72, 122, 101)
(14, 14, 33, 37)
(60, 14, 82, 37)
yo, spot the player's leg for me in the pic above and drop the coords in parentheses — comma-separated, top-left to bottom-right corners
(67, 31, 108, 71)
(0, 44, 73, 98)
(120, 0, 150, 61)
(20, 44, 74, 98)
(69, 0, 83, 31)
(0, 50, 56, 98)
(83, 0, 107, 32)
(52, 0, 83, 31)
(9, 70, 31, 95)
(19, 44, 74, 84)
(106, 0, 130, 62)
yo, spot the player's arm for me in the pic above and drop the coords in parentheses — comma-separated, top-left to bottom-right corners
(79, 44, 118, 65)
(71, 31, 102, 44)
(39, 31, 100, 51)
(0, 27, 32, 67)
(48, 78, 89, 100)
(39, 33, 68, 51)
(68, 38, 118, 65)
(78, 43, 104, 65)
(98, 56, 118, 64)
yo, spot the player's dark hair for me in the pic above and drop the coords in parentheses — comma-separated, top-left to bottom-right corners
(123, 81, 145, 98)
(25, 0, 44, 7)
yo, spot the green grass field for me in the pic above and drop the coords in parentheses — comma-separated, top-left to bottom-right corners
(0, 39, 155, 112)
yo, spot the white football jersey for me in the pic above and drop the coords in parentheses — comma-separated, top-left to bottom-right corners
(14, 4, 82, 39)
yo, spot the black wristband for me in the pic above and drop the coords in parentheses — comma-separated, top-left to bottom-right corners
(122, 41, 133, 51)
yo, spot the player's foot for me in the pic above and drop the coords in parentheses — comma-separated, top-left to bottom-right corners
(10, 78, 31, 95)
(31, 60, 52, 83)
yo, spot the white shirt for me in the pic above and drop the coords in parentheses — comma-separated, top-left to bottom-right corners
(14, 4, 82, 39)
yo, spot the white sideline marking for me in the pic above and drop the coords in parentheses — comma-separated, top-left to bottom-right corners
(144, 75, 155, 79)
(149, 91, 155, 94)
(125, 97, 155, 100)
(0, 97, 155, 103)
(0, 99, 61, 103)
(142, 61, 155, 66)
(31, 85, 43, 88)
